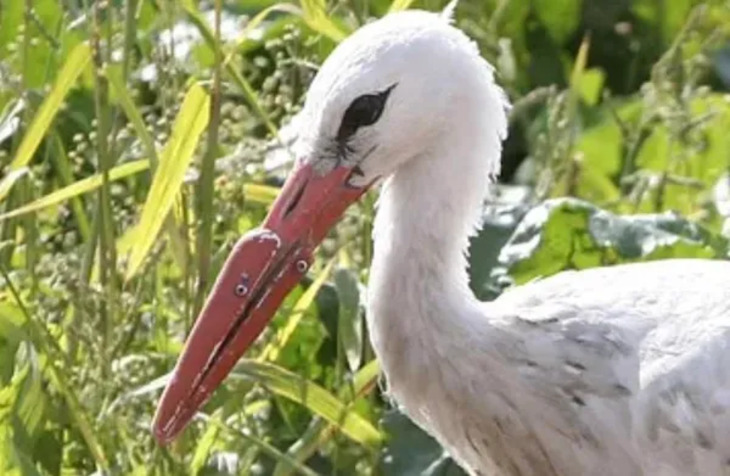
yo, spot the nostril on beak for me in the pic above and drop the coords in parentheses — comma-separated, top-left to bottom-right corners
(283, 179, 307, 219)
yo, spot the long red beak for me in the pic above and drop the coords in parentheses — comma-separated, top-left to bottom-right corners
(152, 161, 370, 444)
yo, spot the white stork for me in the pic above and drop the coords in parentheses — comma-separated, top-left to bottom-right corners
(153, 8, 730, 476)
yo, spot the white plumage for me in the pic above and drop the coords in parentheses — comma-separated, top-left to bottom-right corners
(291, 9, 730, 476)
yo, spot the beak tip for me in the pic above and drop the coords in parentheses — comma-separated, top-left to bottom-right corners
(151, 398, 184, 446)
(151, 415, 180, 446)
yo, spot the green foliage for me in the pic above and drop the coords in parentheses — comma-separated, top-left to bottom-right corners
(0, 0, 728, 475)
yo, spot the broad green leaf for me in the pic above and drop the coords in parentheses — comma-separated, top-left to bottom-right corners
(533, 0, 582, 44)
(632, 0, 693, 44)
(575, 100, 642, 179)
(300, 0, 348, 42)
(334, 268, 363, 372)
(381, 409, 466, 476)
(576, 69, 605, 106)
(233, 360, 383, 447)
(0, 43, 91, 202)
(494, 198, 720, 285)
(468, 199, 529, 300)
(125, 83, 210, 280)
(0, 160, 150, 222)
(0, 0, 23, 52)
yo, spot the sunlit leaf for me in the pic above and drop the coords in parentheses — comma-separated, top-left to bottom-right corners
(300, 0, 348, 42)
(233, 360, 383, 448)
(0, 160, 150, 222)
(125, 84, 210, 280)
(0, 43, 91, 202)
(494, 198, 720, 285)
(245, 183, 281, 205)
(190, 412, 222, 475)
(575, 69, 605, 106)
(259, 259, 334, 362)
(273, 359, 381, 476)
(533, 0, 582, 44)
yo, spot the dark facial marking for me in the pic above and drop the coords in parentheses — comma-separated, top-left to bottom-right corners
(336, 84, 396, 143)
(571, 394, 586, 406)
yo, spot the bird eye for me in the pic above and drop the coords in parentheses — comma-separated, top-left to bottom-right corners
(337, 84, 396, 142)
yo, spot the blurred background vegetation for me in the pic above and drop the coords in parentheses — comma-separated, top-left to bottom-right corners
(0, 0, 729, 474)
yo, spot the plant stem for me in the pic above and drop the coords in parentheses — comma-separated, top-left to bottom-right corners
(194, 0, 223, 316)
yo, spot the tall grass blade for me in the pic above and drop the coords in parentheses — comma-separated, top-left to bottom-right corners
(259, 259, 335, 362)
(106, 66, 159, 165)
(245, 183, 281, 205)
(0, 160, 150, 222)
(233, 360, 383, 448)
(180, 0, 280, 138)
(273, 359, 380, 476)
(0, 267, 109, 471)
(202, 415, 319, 476)
(125, 84, 210, 280)
(300, 0, 348, 42)
(0, 43, 91, 202)
(195, 0, 223, 316)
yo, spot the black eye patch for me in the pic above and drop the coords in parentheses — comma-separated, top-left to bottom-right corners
(336, 84, 396, 143)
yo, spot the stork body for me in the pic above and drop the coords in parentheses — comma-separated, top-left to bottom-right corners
(154, 9, 730, 476)
(372, 174, 730, 475)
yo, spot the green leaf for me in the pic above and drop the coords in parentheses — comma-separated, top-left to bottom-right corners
(576, 68, 605, 106)
(272, 360, 381, 476)
(245, 183, 281, 205)
(468, 199, 529, 300)
(300, 0, 348, 42)
(0, 43, 91, 202)
(0, 304, 26, 387)
(533, 0, 582, 44)
(388, 0, 417, 13)
(0, 160, 150, 222)
(259, 259, 334, 362)
(106, 66, 159, 165)
(232, 360, 383, 448)
(381, 410, 466, 476)
(0, 0, 23, 53)
(201, 415, 318, 476)
(190, 412, 222, 475)
(125, 83, 210, 280)
(494, 198, 720, 285)
(334, 268, 363, 372)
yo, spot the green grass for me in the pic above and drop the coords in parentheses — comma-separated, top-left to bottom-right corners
(0, 0, 728, 474)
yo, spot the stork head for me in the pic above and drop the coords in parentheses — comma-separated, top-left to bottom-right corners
(152, 9, 507, 443)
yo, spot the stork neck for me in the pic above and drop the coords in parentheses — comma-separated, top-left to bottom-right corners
(371, 127, 496, 301)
